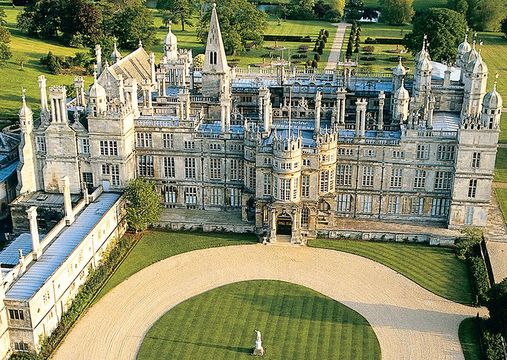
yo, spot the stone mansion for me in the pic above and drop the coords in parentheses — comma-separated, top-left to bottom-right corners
(16, 4, 502, 244)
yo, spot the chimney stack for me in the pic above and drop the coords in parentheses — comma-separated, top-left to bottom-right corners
(27, 206, 41, 260)
(60, 176, 75, 225)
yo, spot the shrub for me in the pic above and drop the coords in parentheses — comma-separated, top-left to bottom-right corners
(363, 45, 375, 53)
(468, 256, 490, 304)
(298, 45, 309, 52)
(365, 37, 377, 44)
(324, 29, 329, 37)
(456, 228, 483, 258)
(482, 327, 505, 360)
(311, 59, 318, 68)
(314, 53, 321, 61)
(316, 47, 323, 55)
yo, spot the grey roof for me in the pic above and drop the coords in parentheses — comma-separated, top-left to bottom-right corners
(433, 112, 460, 132)
(197, 123, 244, 135)
(5, 192, 121, 301)
(431, 62, 461, 82)
(0, 233, 43, 267)
(0, 161, 18, 183)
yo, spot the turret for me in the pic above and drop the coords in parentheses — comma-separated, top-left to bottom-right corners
(456, 34, 471, 69)
(413, 37, 432, 100)
(461, 49, 488, 120)
(392, 79, 410, 124)
(88, 71, 107, 117)
(392, 57, 406, 92)
(480, 79, 502, 130)
(111, 40, 122, 64)
(164, 22, 178, 61)
(202, 3, 230, 98)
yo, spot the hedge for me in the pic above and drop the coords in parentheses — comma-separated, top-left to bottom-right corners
(482, 326, 506, 360)
(9, 231, 141, 360)
(468, 256, 490, 305)
(263, 35, 312, 42)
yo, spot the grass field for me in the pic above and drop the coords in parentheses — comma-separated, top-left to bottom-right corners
(308, 239, 474, 304)
(458, 317, 482, 360)
(495, 188, 507, 222)
(362, 0, 448, 10)
(95, 231, 257, 300)
(494, 148, 507, 183)
(137, 280, 381, 360)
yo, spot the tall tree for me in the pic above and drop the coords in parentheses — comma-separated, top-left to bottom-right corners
(333, 0, 346, 17)
(0, 10, 11, 64)
(124, 178, 162, 233)
(198, 0, 267, 55)
(379, 0, 415, 25)
(470, 0, 507, 31)
(447, 0, 469, 15)
(487, 278, 507, 337)
(404, 8, 467, 63)
(157, 0, 196, 31)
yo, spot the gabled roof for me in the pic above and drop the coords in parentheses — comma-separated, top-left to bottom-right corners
(99, 47, 151, 86)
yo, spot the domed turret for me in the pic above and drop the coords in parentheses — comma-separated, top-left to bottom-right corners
(466, 51, 487, 75)
(414, 35, 430, 64)
(394, 79, 410, 101)
(164, 22, 178, 60)
(458, 34, 472, 55)
(393, 57, 406, 77)
(88, 71, 107, 116)
(19, 88, 33, 122)
(483, 79, 502, 110)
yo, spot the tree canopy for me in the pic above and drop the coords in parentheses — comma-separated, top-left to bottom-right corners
(197, 0, 267, 55)
(379, 0, 415, 25)
(157, 0, 197, 32)
(0, 9, 11, 65)
(447, 0, 507, 31)
(404, 8, 467, 63)
(17, 0, 157, 50)
(124, 178, 162, 233)
(487, 278, 507, 337)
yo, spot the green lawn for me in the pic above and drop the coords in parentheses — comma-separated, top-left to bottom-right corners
(495, 148, 507, 183)
(495, 188, 507, 222)
(309, 239, 473, 304)
(137, 280, 381, 360)
(95, 231, 257, 300)
(362, 0, 448, 10)
(459, 317, 482, 360)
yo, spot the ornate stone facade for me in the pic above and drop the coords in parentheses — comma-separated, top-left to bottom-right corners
(16, 8, 502, 245)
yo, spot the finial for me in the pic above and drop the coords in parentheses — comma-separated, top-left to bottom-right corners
(168, 20, 172, 32)
(22, 88, 26, 104)
(93, 67, 98, 82)
(212, 2, 216, 8)
(494, 73, 499, 91)
(138, 39, 143, 48)
(422, 34, 427, 51)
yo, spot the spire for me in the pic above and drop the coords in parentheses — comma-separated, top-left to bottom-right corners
(111, 39, 122, 63)
(19, 88, 32, 120)
(203, 2, 229, 73)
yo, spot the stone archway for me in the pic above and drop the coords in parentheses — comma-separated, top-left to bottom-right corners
(276, 212, 292, 235)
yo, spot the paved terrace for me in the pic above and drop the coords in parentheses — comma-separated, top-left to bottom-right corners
(54, 245, 484, 360)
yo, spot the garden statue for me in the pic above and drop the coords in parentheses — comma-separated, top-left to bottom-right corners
(253, 329, 264, 356)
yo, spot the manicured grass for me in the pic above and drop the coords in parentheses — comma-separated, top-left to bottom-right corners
(355, 22, 413, 73)
(494, 148, 507, 183)
(137, 280, 381, 360)
(495, 188, 507, 223)
(95, 231, 257, 300)
(309, 239, 474, 304)
(459, 317, 482, 360)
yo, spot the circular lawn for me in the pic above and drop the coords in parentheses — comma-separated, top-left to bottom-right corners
(137, 280, 381, 360)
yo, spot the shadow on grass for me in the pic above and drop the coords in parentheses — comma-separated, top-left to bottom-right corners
(143, 337, 252, 354)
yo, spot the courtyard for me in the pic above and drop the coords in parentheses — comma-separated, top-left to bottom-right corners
(53, 232, 482, 360)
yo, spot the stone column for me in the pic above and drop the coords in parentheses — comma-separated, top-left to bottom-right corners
(378, 91, 385, 131)
(60, 176, 75, 225)
(355, 98, 367, 137)
(314, 91, 322, 136)
(27, 206, 41, 260)
(38, 75, 48, 112)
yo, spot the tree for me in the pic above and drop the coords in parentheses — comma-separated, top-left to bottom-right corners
(60, 0, 103, 46)
(404, 8, 467, 63)
(470, 0, 507, 31)
(193, 53, 205, 67)
(447, 0, 469, 15)
(124, 178, 162, 233)
(502, 17, 507, 38)
(107, 0, 157, 50)
(345, 0, 364, 21)
(286, 0, 316, 20)
(0, 11, 11, 65)
(379, 0, 414, 25)
(17, 0, 63, 38)
(333, 0, 346, 18)
(487, 278, 507, 337)
(198, 0, 267, 55)
(157, 0, 196, 31)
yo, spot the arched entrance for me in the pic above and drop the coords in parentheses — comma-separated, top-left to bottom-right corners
(276, 212, 292, 235)
(247, 197, 255, 222)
